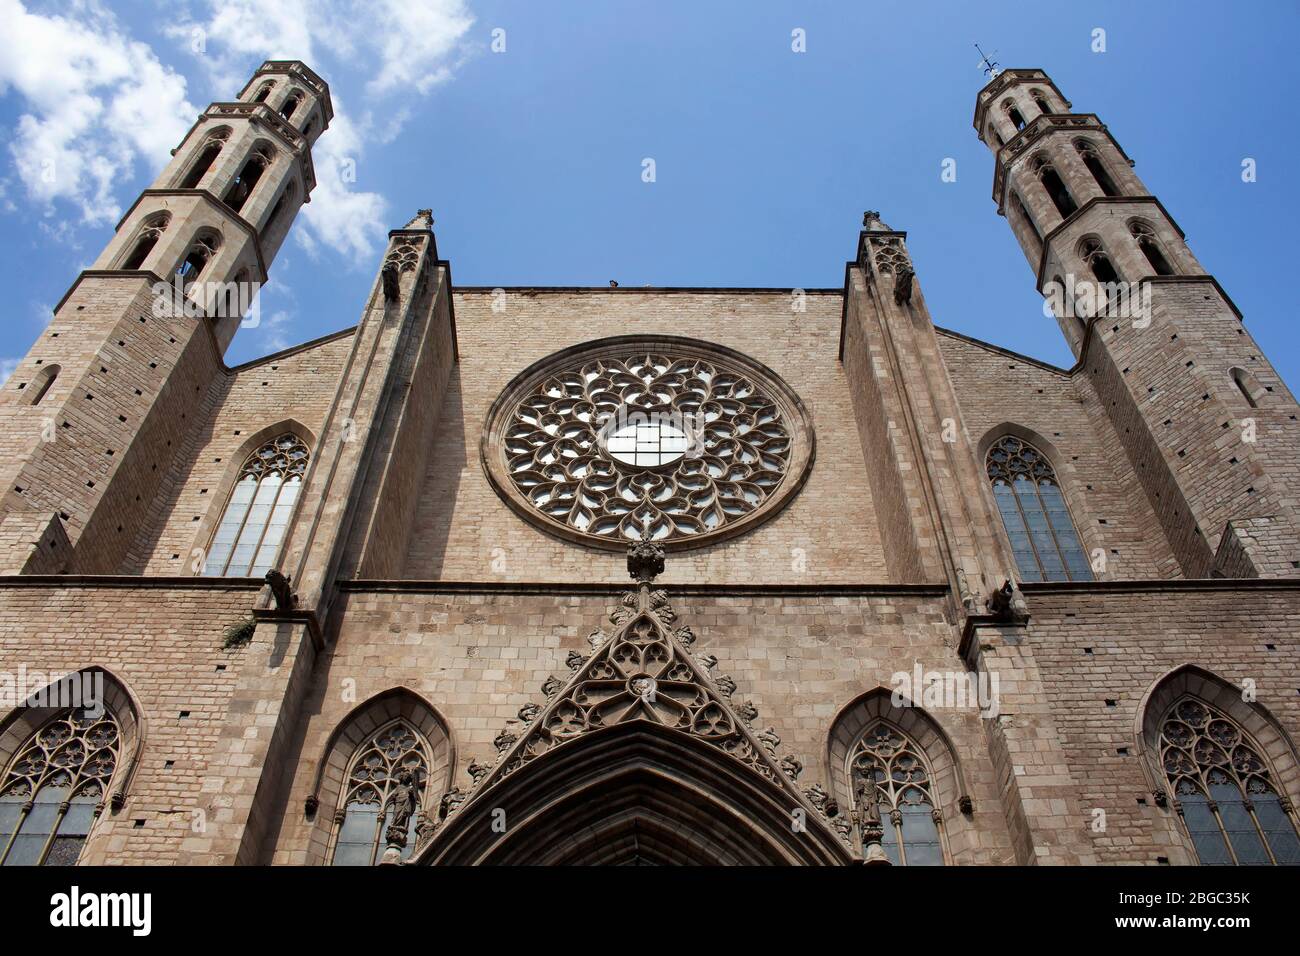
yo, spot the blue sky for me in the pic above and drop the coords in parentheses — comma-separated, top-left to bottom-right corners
(1, 0, 1297, 386)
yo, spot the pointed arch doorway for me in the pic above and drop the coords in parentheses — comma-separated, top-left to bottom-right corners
(417, 721, 853, 866)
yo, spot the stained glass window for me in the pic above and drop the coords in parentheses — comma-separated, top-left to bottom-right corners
(330, 719, 430, 866)
(849, 721, 945, 866)
(0, 707, 119, 866)
(203, 433, 309, 577)
(1160, 697, 1300, 866)
(986, 435, 1093, 582)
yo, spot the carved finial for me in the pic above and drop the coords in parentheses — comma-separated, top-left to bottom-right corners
(627, 526, 665, 583)
(404, 208, 434, 229)
(862, 210, 891, 232)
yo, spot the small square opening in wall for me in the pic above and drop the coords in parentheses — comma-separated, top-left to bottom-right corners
(1084, 647, 1094, 655)
(1156, 856, 1170, 865)
(215, 664, 226, 672)
(1116, 747, 1130, 756)
(178, 710, 190, 718)
(1265, 644, 1276, 651)
(1137, 796, 1148, 806)
(164, 760, 175, 769)
(133, 820, 145, 829)
(1105, 699, 1117, 708)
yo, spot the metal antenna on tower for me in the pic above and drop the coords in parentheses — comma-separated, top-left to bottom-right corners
(975, 43, 1002, 79)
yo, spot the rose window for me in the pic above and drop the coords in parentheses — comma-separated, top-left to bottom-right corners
(482, 337, 813, 550)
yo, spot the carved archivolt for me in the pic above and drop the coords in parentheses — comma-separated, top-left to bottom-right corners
(481, 336, 814, 550)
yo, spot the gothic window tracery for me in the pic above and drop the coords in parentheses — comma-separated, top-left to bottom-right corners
(484, 339, 813, 550)
(176, 232, 221, 293)
(1031, 88, 1053, 114)
(120, 212, 171, 271)
(986, 435, 1093, 582)
(848, 721, 945, 866)
(1032, 154, 1077, 218)
(1159, 696, 1300, 865)
(1075, 139, 1119, 197)
(0, 706, 120, 866)
(202, 433, 309, 577)
(223, 143, 275, 215)
(1128, 219, 1175, 276)
(1079, 236, 1120, 284)
(329, 719, 431, 866)
(178, 127, 231, 190)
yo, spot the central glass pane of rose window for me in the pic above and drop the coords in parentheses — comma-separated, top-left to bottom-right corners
(606, 420, 690, 467)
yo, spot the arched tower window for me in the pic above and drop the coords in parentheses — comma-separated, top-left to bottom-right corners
(22, 364, 60, 406)
(986, 435, 1093, 582)
(1075, 139, 1119, 197)
(1128, 219, 1175, 276)
(177, 127, 230, 190)
(1031, 88, 1053, 114)
(0, 705, 120, 865)
(330, 718, 431, 866)
(253, 82, 273, 103)
(223, 143, 275, 215)
(1159, 696, 1300, 865)
(265, 180, 298, 235)
(202, 433, 309, 577)
(119, 212, 171, 271)
(1033, 155, 1078, 218)
(1079, 237, 1120, 284)
(176, 232, 220, 293)
(1004, 100, 1026, 132)
(279, 90, 303, 121)
(1011, 191, 1042, 249)
(848, 720, 946, 866)
(1230, 367, 1265, 408)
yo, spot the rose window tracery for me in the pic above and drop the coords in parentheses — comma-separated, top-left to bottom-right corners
(483, 337, 813, 550)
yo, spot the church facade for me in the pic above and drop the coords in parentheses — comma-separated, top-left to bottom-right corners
(0, 61, 1297, 866)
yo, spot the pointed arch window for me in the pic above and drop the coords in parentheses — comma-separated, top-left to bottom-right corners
(849, 720, 946, 866)
(1033, 155, 1077, 218)
(223, 143, 274, 215)
(330, 719, 430, 866)
(1004, 100, 1026, 132)
(178, 127, 230, 190)
(1076, 139, 1119, 197)
(0, 706, 120, 866)
(279, 90, 303, 121)
(253, 82, 273, 104)
(202, 433, 309, 577)
(120, 212, 171, 271)
(986, 435, 1093, 582)
(1129, 219, 1175, 276)
(1031, 88, 1053, 114)
(176, 232, 220, 294)
(1160, 696, 1300, 865)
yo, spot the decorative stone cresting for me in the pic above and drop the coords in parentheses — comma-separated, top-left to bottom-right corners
(414, 533, 852, 858)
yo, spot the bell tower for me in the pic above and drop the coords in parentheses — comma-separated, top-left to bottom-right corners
(975, 68, 1299, 577)
(0, 61, 331, 574)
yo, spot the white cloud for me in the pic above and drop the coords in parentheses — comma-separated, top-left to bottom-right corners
(0, 357, 19, 387)
(168, 0, 475, 261)
(0, 0, 196, 224)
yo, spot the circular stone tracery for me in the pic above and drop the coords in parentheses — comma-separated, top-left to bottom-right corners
(481, 336, 814, 551)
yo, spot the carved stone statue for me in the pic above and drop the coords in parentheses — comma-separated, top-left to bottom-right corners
(384, 768, 420, 847)
(780, 755, 803, 780)
(264, 569, 296, 610)
(541, 675, 563, 699)
(893, 266, 915, 305)
(517, 702, 540, 723)
(757, 726, 781, 751)
(493, 728, 517, 754)
(714, 674, 736, 697)
(381, 263, 400, 302)
(627, 531, 665, 583)
(467, 759, 491, 785)
(565, 650, 587, 671)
